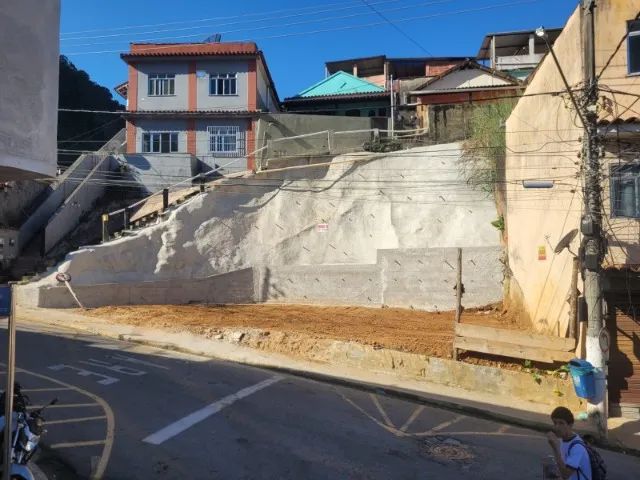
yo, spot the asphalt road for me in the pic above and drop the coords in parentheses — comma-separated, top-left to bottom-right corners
(0, 320, 638, 479)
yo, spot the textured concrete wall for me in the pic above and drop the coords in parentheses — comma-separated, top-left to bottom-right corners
(380, 247, 503, 310)
(123, 153, 196, 194)
(257, 264, 383, 306)
(0, 0, 60, 181)
(18, 268, 256, 309)
(22, 246, 503, 309)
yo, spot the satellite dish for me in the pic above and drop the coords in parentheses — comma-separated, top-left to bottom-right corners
(554, 229, 579, 255)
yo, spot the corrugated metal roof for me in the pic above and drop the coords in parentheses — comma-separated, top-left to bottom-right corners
(295, 71, 385, 98)
(283, 91, 390, 104)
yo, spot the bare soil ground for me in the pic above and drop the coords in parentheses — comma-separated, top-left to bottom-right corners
(82, 303, 532, 360)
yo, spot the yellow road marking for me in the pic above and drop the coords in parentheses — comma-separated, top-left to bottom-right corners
(51, 440, 106, 449)
(46, 416, 107, 425)
(22, 387, 73, 392)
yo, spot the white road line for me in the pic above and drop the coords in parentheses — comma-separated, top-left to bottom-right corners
(112, 354, 170, 370)
(143, 375, 283, 445)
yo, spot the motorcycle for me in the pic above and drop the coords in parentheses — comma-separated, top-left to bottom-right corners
(0, 382, 57, 480)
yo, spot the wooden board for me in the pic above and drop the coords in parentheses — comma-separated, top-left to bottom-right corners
(453, 336, 575, 364)
(455, 323, 576, 352)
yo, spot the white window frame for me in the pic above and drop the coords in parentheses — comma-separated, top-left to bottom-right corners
(610, 163, 640, 218)
(148, 73, 176, 96)
(142, 131, 179, 154)
(209, 73, 238, 96)
(207, 126, 244, 156)
(628, 20, 640, 75)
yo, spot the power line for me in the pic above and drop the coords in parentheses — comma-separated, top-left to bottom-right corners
(60, 0, 398, 36)
(359, 0, 433, 56)
(62, 0, 452, 49)
(65, 0, 545, 56)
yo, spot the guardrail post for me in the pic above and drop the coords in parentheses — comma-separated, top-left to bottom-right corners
(123, 207, 130, 230)
(162, 188, 169, 211)
(199, 174, 206, 193)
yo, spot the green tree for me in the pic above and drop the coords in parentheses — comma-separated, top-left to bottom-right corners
(57, 56, 125, 166)
(459, 100, 516, 196)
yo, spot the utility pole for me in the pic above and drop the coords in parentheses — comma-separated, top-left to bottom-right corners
(389, 74, 395, 137)
(581, 0, 607, 439)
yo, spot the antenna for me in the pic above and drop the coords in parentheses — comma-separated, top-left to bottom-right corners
(204, 33, 222, 43)
(554, 228, 579, 256)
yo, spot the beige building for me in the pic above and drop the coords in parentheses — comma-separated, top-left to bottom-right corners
(505, 0, 640, 416)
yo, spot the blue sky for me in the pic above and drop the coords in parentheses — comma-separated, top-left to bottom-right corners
(60, 0, 578, 103)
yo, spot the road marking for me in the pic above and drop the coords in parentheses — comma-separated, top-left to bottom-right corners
(370, 394, 395, 429)
(112, 354, 170, 370)
(400, 405, 425, 432)
(143, 375, 283, 445)
(4, 365, 115, 480)
(48, 364, 119, 385)
(51, 440, 106, 449)
(79, 359, 146, 376)
(428, 415, 465, 433)
(22, 387, 73, 392)
(46, 416, 107, 425)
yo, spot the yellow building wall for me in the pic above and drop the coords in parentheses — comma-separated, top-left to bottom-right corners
(505, 1, 640, 334)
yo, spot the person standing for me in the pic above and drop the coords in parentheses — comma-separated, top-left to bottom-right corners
(546, 407, 592, 480)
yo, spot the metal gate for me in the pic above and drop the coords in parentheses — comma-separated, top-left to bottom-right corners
(606, 296, 640, 416)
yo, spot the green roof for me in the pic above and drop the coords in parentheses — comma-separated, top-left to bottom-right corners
(297, 71, 385, 98)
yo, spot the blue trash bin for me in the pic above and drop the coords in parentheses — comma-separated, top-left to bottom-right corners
(569, 358, 596, 399)
(0, 286, 10, 316)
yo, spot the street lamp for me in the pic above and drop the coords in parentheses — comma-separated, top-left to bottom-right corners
(535, 26, 587, 127)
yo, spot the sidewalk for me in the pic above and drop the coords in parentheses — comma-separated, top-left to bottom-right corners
(18, 307, 640, 456)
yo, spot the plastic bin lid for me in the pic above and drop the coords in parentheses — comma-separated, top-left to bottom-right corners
(569, 358, 594, 368)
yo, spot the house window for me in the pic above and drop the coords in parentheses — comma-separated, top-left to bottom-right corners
(142, 132, 179, 153)
(209, 73, 237, 96)
(628, 20, 640, 74)
(611, 163, 640, 218)
(208, 126, 244, 156)
(148, 74, 175, 96)
(345, 109, 360, 117)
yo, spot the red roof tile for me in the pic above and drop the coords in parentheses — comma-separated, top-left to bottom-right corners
(122, 42, 258, 60)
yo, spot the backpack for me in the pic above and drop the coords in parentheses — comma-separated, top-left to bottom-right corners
(568, 439, 607, 480)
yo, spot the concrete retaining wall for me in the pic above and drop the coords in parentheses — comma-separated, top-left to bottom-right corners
(19, 246, 503, 309)
(17, 268, 256, 309)
(17, 129, 125, 251)
(44, 156, 118, 253)
(257, 264, 383, 306)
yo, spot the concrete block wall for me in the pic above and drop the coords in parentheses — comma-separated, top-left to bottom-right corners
(256, 264, 382, 306)
(379, 247, 503, 310)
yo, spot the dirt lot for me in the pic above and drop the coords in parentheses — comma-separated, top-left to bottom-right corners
(83, 303, 531, 360)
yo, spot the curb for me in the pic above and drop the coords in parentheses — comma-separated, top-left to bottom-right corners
(22, 315, 640, 458)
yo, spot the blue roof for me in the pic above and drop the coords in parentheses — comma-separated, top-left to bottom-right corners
(296, 71, 385, 98)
